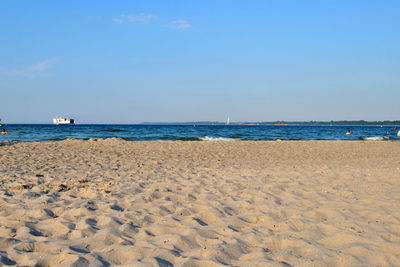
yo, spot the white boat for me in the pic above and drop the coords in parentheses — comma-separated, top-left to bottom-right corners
(53, 117, 75, 125)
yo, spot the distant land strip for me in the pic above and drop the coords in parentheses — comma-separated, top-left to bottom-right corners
(140, 120, 400, 126)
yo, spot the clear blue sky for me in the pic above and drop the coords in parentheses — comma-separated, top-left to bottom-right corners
(1, 0, 399, 123)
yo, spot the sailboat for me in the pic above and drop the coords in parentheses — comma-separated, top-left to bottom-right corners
(226, 117, 230, 125)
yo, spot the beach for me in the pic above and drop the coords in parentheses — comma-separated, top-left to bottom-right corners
(0, 139, 399, 266)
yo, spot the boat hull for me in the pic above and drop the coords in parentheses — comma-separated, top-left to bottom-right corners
(53, 118, 75, 125)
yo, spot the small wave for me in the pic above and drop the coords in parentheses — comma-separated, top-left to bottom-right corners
(229, 134, 244, 139)
(359, 136, 389, 141)
(138, 136, 202, 141)
(200, 136, 237, 141)
(176, 137, 202, 141)
(100, 129, 127, 132)
(121, 137, 136, 141)
(160, 136, 202, 141)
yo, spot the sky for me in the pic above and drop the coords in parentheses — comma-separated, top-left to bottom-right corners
(1, 0, 399, 123)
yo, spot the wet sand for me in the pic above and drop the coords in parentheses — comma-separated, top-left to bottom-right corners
(0, 139, 399, 266)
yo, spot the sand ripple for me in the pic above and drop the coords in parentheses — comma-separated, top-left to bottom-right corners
(0, 140, 399, 266)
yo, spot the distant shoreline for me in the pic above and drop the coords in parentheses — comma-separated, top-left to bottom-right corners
(140, 121, 400, 126)
(3, 123, 400, 127)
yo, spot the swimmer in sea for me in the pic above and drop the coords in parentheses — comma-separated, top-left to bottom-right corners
(1, 129, 7, 135)
(346, 130, 351, 135)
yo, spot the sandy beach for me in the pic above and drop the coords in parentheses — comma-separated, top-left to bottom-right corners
(0, 139, 399, 266)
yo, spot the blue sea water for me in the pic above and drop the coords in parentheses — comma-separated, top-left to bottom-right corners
(0, 124, 399, 142)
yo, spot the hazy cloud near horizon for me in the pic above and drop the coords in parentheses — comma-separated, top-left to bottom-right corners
(0, 57, 59, 78)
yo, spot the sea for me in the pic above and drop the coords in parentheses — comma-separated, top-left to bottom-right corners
(0, 124, 399, 142)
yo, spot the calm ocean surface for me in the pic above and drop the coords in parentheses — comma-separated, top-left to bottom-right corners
(0, 124, 399, 142)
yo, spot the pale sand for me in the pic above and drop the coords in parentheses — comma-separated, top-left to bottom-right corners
(0, 139, 399, 266)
